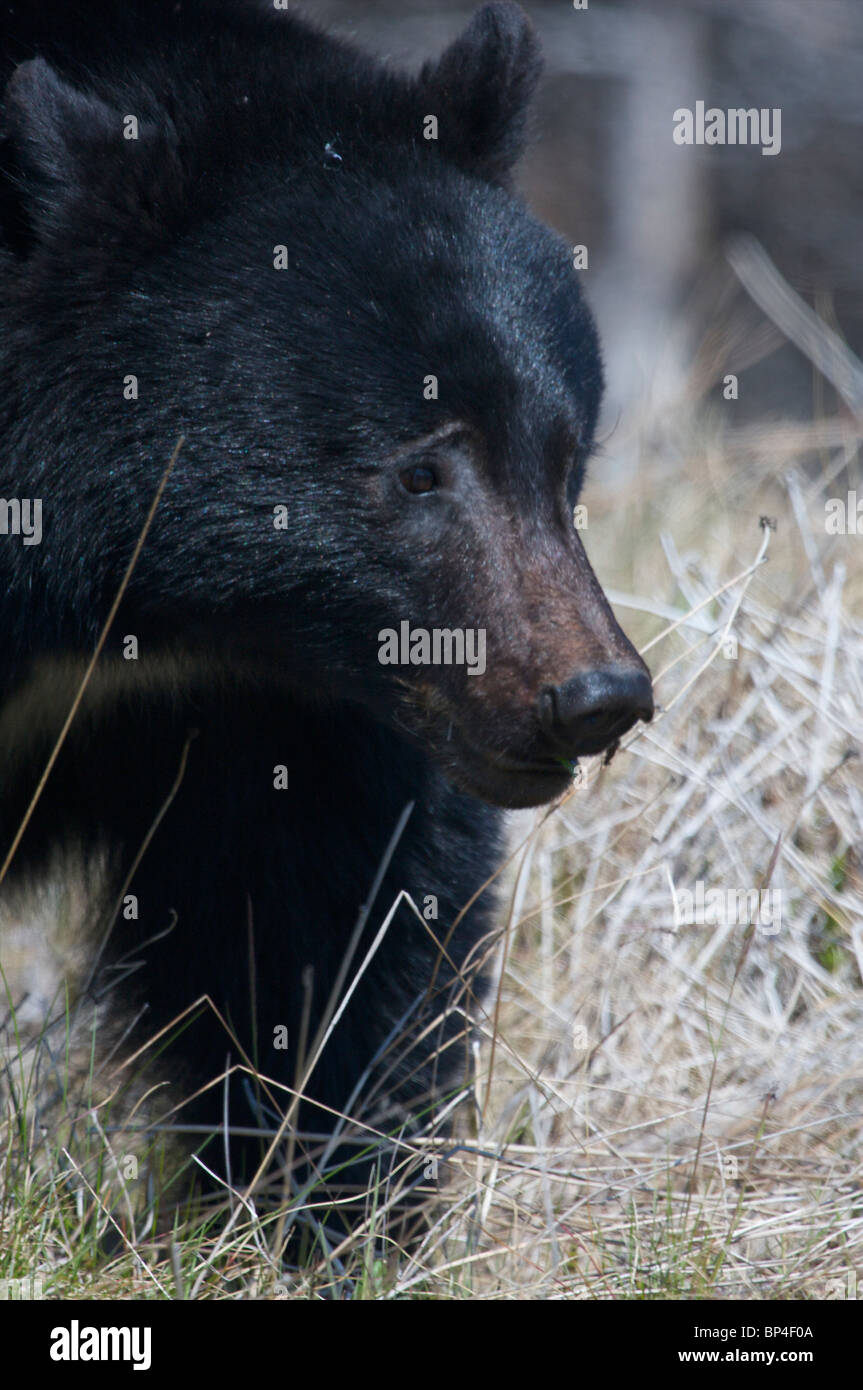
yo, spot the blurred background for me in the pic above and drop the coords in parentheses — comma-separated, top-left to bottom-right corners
(315, 0, 863, 447)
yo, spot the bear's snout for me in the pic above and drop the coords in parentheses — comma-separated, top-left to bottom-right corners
(537, 664, 654, 759)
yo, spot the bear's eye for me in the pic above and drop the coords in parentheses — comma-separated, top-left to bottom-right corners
(399, 464, 437, 495)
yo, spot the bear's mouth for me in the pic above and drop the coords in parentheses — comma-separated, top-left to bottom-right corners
(392, 682, 580, 809)
(434, 730, 578, 810)
(461, 757, 575, 809)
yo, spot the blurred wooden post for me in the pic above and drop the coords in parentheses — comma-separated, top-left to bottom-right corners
(594, 2, 708, 457)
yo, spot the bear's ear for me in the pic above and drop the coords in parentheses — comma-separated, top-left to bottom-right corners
(1, 57, 177, 255)
(419, 2, 543, 185)
(4, 58, 118, 186)
(1, 59, 115, 249)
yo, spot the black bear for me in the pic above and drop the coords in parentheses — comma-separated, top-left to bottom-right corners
(0, 0, 652, 1238)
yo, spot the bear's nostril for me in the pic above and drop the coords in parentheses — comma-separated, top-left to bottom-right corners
(537, 666, 653, 757)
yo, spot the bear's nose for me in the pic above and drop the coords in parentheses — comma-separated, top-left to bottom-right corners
(537, 666, 654, 757)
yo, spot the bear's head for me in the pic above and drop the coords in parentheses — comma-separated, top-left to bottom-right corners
(0, 2, 652, 809)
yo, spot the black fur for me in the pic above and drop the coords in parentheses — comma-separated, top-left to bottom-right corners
(0, 1, 648, 1230)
